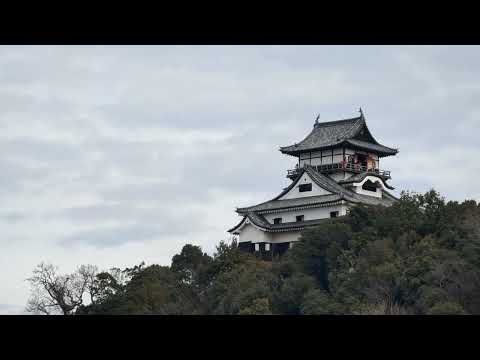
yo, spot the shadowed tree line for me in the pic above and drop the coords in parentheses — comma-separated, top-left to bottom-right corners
(26, 190, 480, 315)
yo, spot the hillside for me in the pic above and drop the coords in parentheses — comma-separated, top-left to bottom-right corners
(27, 190, 480, 315)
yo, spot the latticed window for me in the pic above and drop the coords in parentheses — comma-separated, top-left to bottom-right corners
(299, 183, 312, 192)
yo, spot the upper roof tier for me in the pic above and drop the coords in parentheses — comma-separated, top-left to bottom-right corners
(279, 113, 398, 157)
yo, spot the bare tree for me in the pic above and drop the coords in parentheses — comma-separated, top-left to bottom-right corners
(77, 264, 100, 304)
(26, 262, 98, 315)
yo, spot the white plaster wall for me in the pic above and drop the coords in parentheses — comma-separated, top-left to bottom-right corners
(263, 204, 347, 223)
(238, 223, 272, 243)
(238, 225, 300, 245)
(321, 156, 333, 165)
(298, 148, 344, 167)
(354, 186, 381, 198)
(271, 231, 301, 243)
(237, 204, 349, 245)
(279, 172, 331, 200)
(333, 154, 343, 163)
(353, 175, 385, 198)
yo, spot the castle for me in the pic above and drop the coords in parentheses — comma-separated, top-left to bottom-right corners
(228, 109, 398, 257)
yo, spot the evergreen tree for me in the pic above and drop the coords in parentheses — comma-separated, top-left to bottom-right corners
(29, 189, 480, 315)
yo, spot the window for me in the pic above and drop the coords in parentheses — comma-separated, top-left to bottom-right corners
(356, 153, 368, 167)
(362, 180, 378, 192)
(296, 215, 304, 222)
(254, 243, 260, 252)
(265, 243, 270, 251)
(330, 211, 339, 218)
(273, 217, 282, 224)
(299, 183, 312, 192)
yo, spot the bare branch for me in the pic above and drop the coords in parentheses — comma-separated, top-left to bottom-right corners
(25, 262, 100, 315)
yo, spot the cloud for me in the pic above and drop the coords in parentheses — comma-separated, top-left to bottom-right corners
(0, 45, 479, 313)
(0, 303, 26, 315)
(60, 224, 162, 248)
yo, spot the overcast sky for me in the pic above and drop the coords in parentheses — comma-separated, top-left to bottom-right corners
(1, 45, 479, 314)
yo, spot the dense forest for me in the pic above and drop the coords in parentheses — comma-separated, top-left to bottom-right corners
(26, 190, 480, 315)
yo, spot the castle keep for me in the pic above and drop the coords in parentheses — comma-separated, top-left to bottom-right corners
(228, 109, 398, 257)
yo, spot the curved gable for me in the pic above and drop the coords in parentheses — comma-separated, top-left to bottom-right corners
(352, 175, 387, 198)
(278, 171, 332, 200)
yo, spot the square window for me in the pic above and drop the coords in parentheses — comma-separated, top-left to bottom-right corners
(299, 183, 312, 192)
(330, 211, 339, 218)
(296, 215, 304, 222)
(273, 217, 282, 224)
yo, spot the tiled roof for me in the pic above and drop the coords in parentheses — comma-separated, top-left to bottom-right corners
(236, 166, 396, 215)
(236, 194, 344, 213)
(345, 139, 397, 155)
(351, 192, 397, 206)
(307, 166, 355, 196)
(228, 212, 338, 234)
(280, 114, 397, 157)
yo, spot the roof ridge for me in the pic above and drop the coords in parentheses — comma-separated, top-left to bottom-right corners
(305, 166, 356, 197)
(275, 193, 339, 201)
(316, 116, 362, 127)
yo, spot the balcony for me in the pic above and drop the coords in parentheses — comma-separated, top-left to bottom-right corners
(287, 162, 391, 181)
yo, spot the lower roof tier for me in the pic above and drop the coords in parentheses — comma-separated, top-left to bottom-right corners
(235, 166, 397, 216)
(228, 212, 338, 234)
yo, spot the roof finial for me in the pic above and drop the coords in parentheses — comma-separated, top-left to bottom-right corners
(314, 113, 320, 127)
(359, 107, 364, 118)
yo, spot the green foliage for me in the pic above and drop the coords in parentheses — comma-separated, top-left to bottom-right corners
(286, 222, 353, 291)
(74, 189, 480, 315)
(272, 274, 318, 314)
(171, 244, 212, 286)
(205, 259, 277, 315)
(300, 289, 344, 315)
(239, 298, 272, 315)
(427, 302, 466, 315)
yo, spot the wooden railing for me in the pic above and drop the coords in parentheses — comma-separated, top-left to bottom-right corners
(287, 162, 391, 179)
